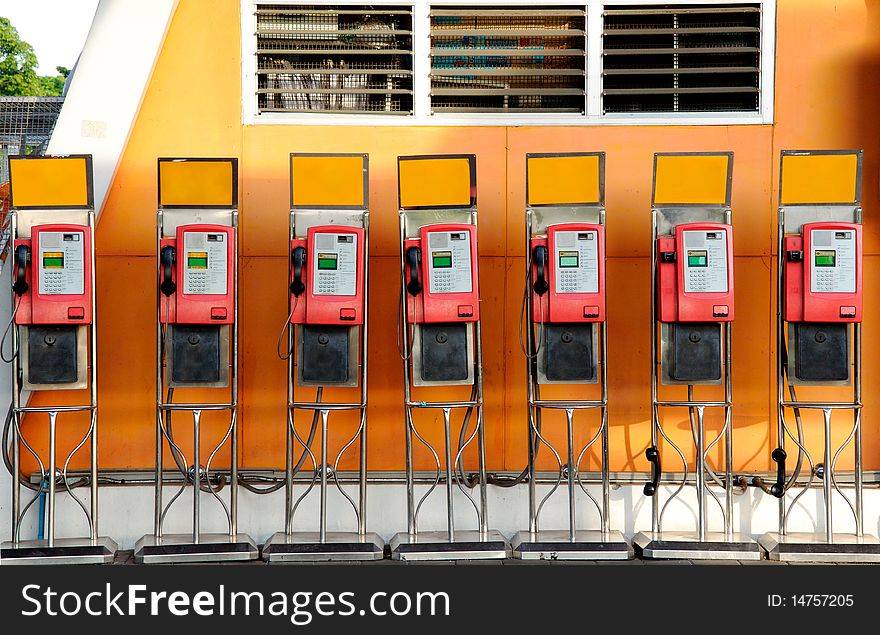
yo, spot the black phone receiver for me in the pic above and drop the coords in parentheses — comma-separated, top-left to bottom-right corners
(160, 245, 176, 297)
(291, 246, 306, 297)
(532, 245, 549, 296)
(12, 244, 30, 296)
(406, 246, 422, 296)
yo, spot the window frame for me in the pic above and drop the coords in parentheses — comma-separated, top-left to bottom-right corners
(242, 0, 776, 126)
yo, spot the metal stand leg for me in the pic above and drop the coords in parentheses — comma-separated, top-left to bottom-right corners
(822, 408, 833, 543)
(442, 408, 455, 543)
(319, 408, 329, 544)
(565, 409, 576, 543)
(47, 411, 57, 548)
(695, 405, 706, 542)
(192, 409, 201, 544)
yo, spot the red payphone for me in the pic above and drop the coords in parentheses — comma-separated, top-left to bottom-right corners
(784, 221, 862, 382)
(657, 222, 734, 383)
(290, 225, 365, 326)
(405, 223, 480, 325)
(288, 224, 365, 385)
(529, 223, 605, 382)
(158, 223, 235, 386)
(12, 223, 93, 388)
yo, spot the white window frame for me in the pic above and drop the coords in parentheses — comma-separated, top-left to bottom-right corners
(242, 0, 775, 126)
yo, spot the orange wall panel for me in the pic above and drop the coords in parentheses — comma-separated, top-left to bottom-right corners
(21, 0, 880, 476)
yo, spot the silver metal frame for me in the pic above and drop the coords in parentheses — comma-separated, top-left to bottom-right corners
(759, 149, 880, 562)
(2, 154, 116, 564)
(512, 152, 630, 560)
(634, 152, 760, 560)
(135, 160, 257, 563)
(263, 153, 382, 562)
(390, 155, 508, 560)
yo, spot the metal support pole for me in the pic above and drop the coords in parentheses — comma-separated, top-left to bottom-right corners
(155, 210, 164, 539)
(475, 321, 488, 536)
(358, 408, 368, 536)
(724, 322, 734, 538)
(565, 408, 576, 543)
(399, 210, 416, 538)
(284, 407, 293, 535)
(89, 211, 98, 542)
(600, 322, 610, 536)
(10, 211, 19, 546)
(853, 323, 863, 537)
(527, 406, 537, 535)
(192, 409, 201, 544)
(776, 208, 787, 536)
(47, 411, 57, 547)
(442, 407, 455, 543)
(822, 407, 833, 543)
(319, 409, 329, 544)
(695, 405, 706, 542)
(649, 209, 660, 533)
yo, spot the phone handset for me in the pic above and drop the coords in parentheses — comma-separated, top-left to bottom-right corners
(290, 246, 306, 297)
(12, 244, 30, 296)
(406, 246, 422, 296)
(532, 245, 549, 296)
(160, 245, 177, 297)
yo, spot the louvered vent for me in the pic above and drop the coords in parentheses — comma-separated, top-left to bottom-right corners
(602, 4, 761, 114)
(430, 6, 587, 114)
(256, 4, 413, 114)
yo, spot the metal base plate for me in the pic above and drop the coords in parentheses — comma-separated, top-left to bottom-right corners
(511, 530, 632, 560)
(633, 531, 762, 560)
(262, 531, 384, 562)
(1, 537, 117, 565)
(759, 532, 880, 562)
(133, 533, 259, 564)
(390, 530, 509, 561)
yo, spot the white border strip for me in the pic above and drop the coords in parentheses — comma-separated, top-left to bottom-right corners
(47, 0, 178, 219)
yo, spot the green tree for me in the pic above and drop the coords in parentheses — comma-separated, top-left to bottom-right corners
(0, 17, 68, 96)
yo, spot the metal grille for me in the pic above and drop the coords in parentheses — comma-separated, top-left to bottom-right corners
(256, 4, 414, 114)
(430, 6, 586, 114)
(602, 4, 761, 114)
(0, 97, 65, 266)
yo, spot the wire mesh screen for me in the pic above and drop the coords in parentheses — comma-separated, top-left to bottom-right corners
(0, 97, 65, 181)
(602, 4, 761, 114)
(256, 4, 414, 114)
(429, 6, 586, 114)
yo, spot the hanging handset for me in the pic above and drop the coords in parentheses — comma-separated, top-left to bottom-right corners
(290, 246, 306, 297)
(406, 246, 422, 296)
(532, 245, 549, 295)
(160, 245, 176, 297)
(769, 447, 787, 498)
(12, 244, 30, 296)
(643, 446, 661, 496)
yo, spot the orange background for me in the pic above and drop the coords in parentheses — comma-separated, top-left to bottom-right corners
(20, 0, 880, 477)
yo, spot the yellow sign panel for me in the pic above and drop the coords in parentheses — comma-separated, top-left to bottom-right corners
(653, 154, 731, 206)
(780, 153, 859, 204)
(398, 157, 473, 208)
(291, 155, 366, 207)
(528, 155, 601, 205)
(9, 156, 90, 208)
(159, 159, 235, 207)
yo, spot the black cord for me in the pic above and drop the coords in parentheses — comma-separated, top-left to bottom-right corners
(237, 387, 323, 494)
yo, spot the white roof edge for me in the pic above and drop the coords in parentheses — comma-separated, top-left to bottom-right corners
(46, 0, 179, 220)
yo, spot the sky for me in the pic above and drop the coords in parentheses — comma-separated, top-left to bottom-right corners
(0, 0, 99, 75)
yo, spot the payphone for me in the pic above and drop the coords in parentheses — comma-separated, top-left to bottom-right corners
(634, 152, 760, 560)
(657, 222, 734, 382)
(511, 152, 631, 560)
(758, 149, 880, 562)
(783, 222, 861, 382)
(290, 224, 365, 385)
(262, 153, 382, 562)
(159, 224, 234, 386)
(134, 157, 257, 564)
(531, 222, 604, 383)
(13, 223, 92, 388)
(404, 223, 479, 384)
(390, 154, 507, 561)
(1, 155, 116, 564)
